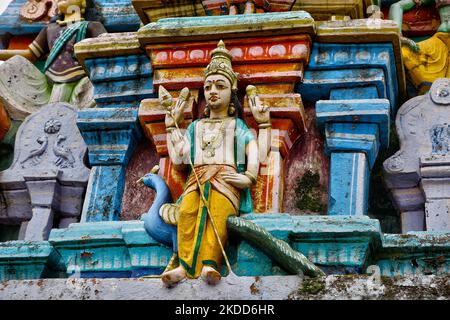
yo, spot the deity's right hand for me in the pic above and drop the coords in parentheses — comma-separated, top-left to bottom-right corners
(159, 85, 189, 129)
(164, 98, 187, 129)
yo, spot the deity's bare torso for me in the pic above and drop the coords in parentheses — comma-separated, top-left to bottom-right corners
(195, 117, 237, 166)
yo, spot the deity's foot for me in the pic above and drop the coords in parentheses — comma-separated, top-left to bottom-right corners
(161, 265, 186, 287)
(201, 266, 221, 285)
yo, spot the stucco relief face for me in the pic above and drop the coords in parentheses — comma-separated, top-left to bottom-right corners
(203, 74, 232, 113)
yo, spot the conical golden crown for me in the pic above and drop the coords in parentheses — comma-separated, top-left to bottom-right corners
(204, 40, 238, 91)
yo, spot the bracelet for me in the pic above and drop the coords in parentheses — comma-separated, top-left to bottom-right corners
(166, 126, 176, 133)
(258, 122, 272, 129)
(245, 171, 257, 184)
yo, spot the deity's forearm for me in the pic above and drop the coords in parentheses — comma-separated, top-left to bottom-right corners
(0, 49, 37, 62)
(245, 139, 260, 183)
(257, 126, 271, 165)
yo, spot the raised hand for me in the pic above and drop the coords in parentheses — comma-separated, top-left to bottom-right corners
(159, 86, 190, 129)
(246, 85, 270, 124)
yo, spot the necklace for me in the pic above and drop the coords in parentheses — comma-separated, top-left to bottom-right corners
(200, 118, 229, 158)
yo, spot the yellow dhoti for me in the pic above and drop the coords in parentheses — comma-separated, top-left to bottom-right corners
(177, 165, 240, 278)
(402, 32, 450, 94)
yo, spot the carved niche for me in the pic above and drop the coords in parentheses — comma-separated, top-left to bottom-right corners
(0, 102, 90, 240)
(384, 78, 450, 232)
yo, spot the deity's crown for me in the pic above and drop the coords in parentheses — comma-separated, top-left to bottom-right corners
(204, 40, 238, 91)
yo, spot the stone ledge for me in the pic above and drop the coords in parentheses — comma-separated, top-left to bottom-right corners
(0, 275, 301, 300)
(1, 274, 449, 300)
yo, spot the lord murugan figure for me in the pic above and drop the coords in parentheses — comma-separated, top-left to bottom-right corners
(159, 41, 271, 286)
(390, 0, 450, 93)
(0, 0, 106, 117)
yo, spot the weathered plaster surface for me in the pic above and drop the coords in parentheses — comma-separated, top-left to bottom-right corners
(0, 275, 301, 300)
(0, 275, 449, 300)
(121, 139, 159, 221)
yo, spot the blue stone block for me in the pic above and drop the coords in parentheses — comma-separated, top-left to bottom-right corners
(377, 232, 450, 276)
(316, 99, 390, 149)
(81, 165, 126, 222)
(0, 241, 64, 280)
(330, 86, 380, 100)
(77, 108, 141, 222)
(77, 108, 141, 166)
(300, 68, 387, 102)
(233, 214, 382, 275)
(48, 221, 174, 278)
(325, 123, 379, 168)
(84, 55, 152, 83)
(329, 153, 371, 216)
(300, 42, 399, 109)
(93, 77, 154, 104)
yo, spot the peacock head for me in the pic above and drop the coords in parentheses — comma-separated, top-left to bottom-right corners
(138, 165, 160, 189)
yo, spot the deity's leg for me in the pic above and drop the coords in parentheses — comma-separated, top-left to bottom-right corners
(177, 183, 237, 281)
(197, 188, 237, 278)
(177, 189, 203, 278)
(69, 76, 96, 108)
(49, 81, 77, 103)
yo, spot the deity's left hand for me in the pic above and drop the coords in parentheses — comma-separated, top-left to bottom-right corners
(222, 172, 253, 189)
(246, 85, 270, 124)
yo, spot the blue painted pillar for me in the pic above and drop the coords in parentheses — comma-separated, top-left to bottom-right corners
(326, 123, 378, 216)
(316, 98, 390, 216)
(77, 108, 141, 222)
(298, 42, 400, 216)
(76, 54, 153, 222)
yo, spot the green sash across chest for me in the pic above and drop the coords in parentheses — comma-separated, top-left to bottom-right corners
(44, 21, 89, 71)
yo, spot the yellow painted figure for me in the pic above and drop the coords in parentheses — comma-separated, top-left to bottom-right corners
(390, 0, 450, 93)
(159, 41, 271, 286)
(402, 32, 450, 93)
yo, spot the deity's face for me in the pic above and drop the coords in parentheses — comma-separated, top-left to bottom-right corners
(57, 0, 85, 15)
(204, 74, 232, 114)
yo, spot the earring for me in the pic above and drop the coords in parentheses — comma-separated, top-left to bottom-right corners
(228, 103, 236, 116)
(204, 107, 210, 117)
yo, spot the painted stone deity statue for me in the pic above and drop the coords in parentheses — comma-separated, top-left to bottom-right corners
(158, 41, 270, 286)
(0, 0, 106, 119)
(390, 0, 450, 93)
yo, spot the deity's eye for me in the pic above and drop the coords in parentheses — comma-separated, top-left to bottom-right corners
(204, 85, 211, 91)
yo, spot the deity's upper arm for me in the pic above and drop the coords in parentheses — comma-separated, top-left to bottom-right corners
(88, 21, 108, 38)
(29, 26, 49, 59)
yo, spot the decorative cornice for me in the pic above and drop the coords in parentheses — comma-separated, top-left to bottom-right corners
(315, 19, 406, 102)
(137, 11, 316, 46)
(74, 32, 143, 71)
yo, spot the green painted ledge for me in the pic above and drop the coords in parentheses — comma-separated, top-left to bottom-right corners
(0, 241, 64, 280)
(1, 215, 449, 280)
